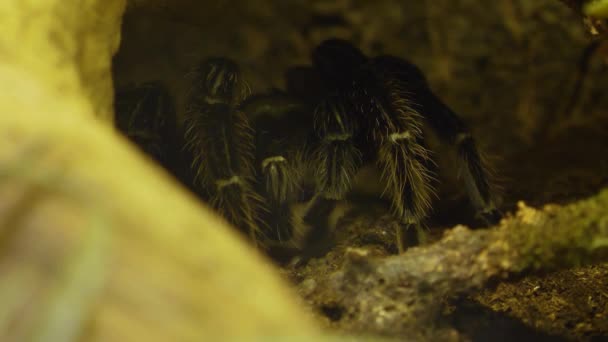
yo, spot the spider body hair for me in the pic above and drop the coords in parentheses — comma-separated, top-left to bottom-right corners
(312, 95, 363, 200)
(240, 92, 313, 241)
(114, 81, 177, 167)
(414, 85, 501, 223)
(373, 55, 501, 223)
(183, 57, 265, 244)
(311, 41, 436, 233)
(367, 57, 437, 223)
(208, 174, 265, 244)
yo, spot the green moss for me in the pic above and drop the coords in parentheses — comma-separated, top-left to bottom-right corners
(585, 0, 608, 17)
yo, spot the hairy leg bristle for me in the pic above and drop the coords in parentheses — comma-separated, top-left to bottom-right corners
(313, 138, 362, 200)
(210, 179, 267, 245)
(456, 133, 501, 225)
(180, 58, 267, 246)
(261, 155, 301, 204)
(377, 135, 436, 223)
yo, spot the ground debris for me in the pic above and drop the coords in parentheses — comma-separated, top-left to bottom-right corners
(289, 189, 608, 339)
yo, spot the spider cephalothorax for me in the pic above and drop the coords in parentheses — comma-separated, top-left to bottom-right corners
(182, 57, 265, 245)
(306, 39, 501, 251)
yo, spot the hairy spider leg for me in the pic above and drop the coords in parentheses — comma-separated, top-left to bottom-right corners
(423, 93, 501, 225)
(297, 93, 364, 256)
(114, 81, 176, 167)
(310, 39, 367, 203)
(312, 95, 363, 200)
(375, 56, 500, 225)
(242, 93, 312, 242)
(183, 58, 265, 246)
(359, 61, 437, 252)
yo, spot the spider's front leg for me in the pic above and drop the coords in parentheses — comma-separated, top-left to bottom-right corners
(241, 92, 312, 243)
(307, 40, 368, 221)
(313, 96, 363, 201)
(377, 56, 501, 225)
(363, 77, 437, 252)
(182, 58, 265, 246)
(428, 99, 501, 224)
(304, 95, 363, 240)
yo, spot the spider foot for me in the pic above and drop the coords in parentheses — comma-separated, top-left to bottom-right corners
(395, 222, 427, 253)
(477, 208, 502, 227)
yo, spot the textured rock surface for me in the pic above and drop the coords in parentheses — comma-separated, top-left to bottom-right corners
(288, 193, 608, 338)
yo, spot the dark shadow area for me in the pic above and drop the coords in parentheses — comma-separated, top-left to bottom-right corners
(448, 299, 567, 342)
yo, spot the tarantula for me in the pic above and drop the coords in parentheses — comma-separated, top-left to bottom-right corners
(303, 39, 500, 252)
(114, 42, 500, 255)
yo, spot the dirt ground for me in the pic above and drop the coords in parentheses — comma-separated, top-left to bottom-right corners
(281, 123, 608, 340)
(113, 1, 608, 340)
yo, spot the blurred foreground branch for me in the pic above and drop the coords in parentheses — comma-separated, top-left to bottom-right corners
(0, 0, 323, 340)
(0, 82, 327, 341)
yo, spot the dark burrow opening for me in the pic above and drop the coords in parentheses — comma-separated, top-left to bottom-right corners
(320, 304, 346, 322)
(112, 1, 608, 340)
